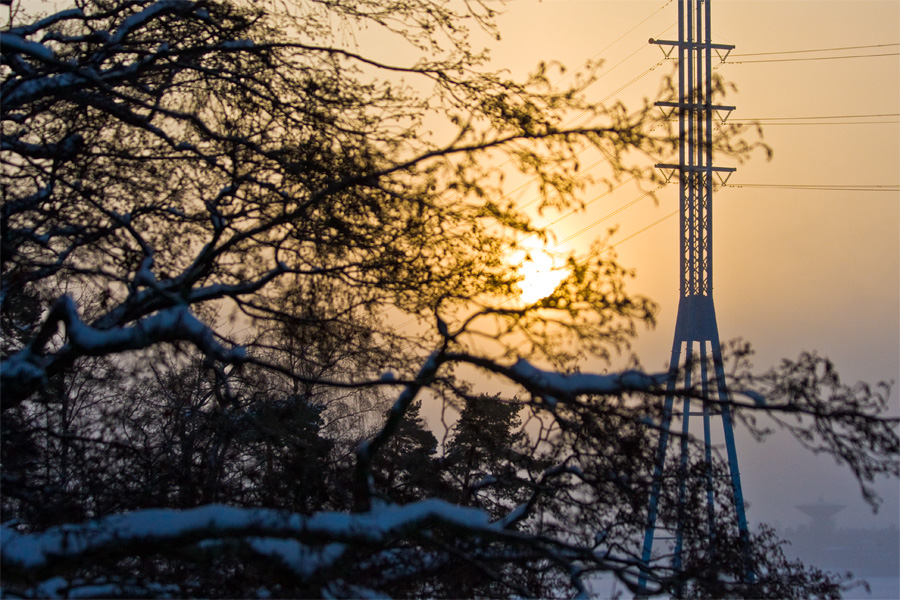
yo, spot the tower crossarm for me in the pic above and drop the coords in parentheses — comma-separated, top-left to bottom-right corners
(656, 163, 735, 173)
(649, 37, 735, 51)
(649, 37, 735, 62)
(655, 100, 735, 112)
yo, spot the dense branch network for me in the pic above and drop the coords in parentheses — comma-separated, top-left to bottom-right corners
(1, 1, 896, 598)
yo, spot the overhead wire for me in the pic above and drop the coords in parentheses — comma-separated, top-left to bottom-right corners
(597, 181, 900, 258)
(556, 186, 664, 248)
(724, 52, 899, 64)
(557, 179, 900, 256)
(448, 1, 675, 224)
(736, 113, 899, 120)
(731, 113, 899, 126)
(603, 208, 677, 253)
(730, 121, 898, 126)
(524, 41, 900, 254)
(481, 6, 678, 229)
(731, 42, 899, 57)
(504, 15, 681, 234)
(560, 0, 674, 85)
(544, 41, 900, 260)
(725, 184, 899, 192)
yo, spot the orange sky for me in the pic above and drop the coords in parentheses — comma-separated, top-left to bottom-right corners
(489, 0, 899, 530)
(8, 0, 898, 532)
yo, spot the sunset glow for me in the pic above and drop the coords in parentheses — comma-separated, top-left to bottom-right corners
(515, 249, 568, 305)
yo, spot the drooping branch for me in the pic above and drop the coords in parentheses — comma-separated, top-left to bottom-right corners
(1, 295, 245, 409)
(0, 500, 488, 580)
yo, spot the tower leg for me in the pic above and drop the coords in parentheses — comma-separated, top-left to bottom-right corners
(639, 341, 682, 591)
(641, 337, 755, 590)
(673, 342, 694, 573)
(700, 343, 716, 549)
(711, 338, 754, 582)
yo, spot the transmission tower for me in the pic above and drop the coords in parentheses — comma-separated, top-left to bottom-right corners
(639, 0, 750, 589)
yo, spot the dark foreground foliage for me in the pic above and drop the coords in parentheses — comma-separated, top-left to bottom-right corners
(2, 1, 897, 597)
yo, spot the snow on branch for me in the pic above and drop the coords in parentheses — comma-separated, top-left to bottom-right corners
(445, 353, 668, 401)
(0, 32, 57, 61)
(509, 359, 667, 396)
(0, 1, 206, 110)
(0, 295, 244, 407)
(109, 0, 197, 45)
(1, 500, 494, 578)
(6, 8, 84, 38)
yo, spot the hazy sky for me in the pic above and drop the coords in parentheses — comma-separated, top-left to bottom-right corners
(487, 0, 899, 530)
(9, 0, 897, 532)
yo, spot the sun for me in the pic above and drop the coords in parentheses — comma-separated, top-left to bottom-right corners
(515, 249, 568, 305)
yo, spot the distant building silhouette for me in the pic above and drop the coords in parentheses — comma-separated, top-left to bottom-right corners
(782, 498, 899, 578)
(796, 498, 845, 531)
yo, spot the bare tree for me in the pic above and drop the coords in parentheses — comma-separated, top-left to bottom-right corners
(1, 1, 896, 598)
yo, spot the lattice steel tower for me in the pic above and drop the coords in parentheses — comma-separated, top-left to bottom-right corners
(639, 0, 750, 587)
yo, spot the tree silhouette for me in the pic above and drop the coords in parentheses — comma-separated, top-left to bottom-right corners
(1, 1, 897, 598)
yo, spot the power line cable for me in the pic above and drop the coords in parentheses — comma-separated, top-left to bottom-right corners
(514, 141, 675, 246)
(599, 58, 668, 103)
(482, 39, 676, 231)
(444, 18, 674, 219)
(562, 0, 674, 82)
(552, 179, 900, 257)
(731, 121, 899, 126)
(578, 20, 674, 99)
(725, 52, 899, 64)
(731, 113, 900, 126)
(732, 43, 899, 57)
(555, 179, 900, 253)
(601, 208, 677, 254)
(592, 180, 900, 254)
(726, 184, 899, 192)
(556, 187, 661, 247)
(472, 34, 900, 274)
(736, 113, 900, 120)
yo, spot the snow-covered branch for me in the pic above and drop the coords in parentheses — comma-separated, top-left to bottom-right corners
(1, 500, 490, 580)
(1, 295, 243, 408)
(445, 353, 668, 401)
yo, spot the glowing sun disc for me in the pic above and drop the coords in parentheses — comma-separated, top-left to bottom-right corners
(517, 251, 567, 304)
